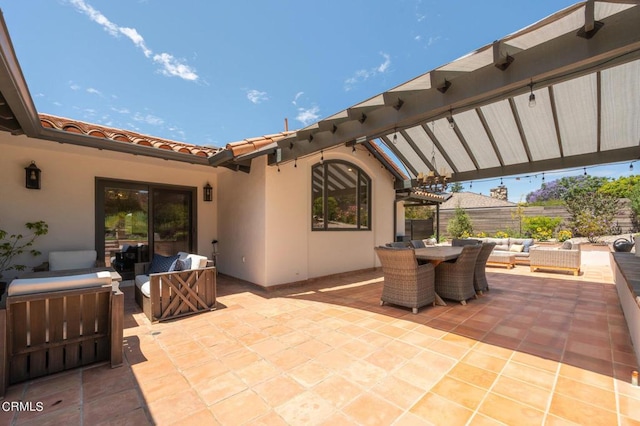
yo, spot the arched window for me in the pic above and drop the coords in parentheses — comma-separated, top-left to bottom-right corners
(311, 160, 371, 231)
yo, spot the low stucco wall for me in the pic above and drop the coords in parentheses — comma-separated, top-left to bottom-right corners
(611, 253, 640, 366)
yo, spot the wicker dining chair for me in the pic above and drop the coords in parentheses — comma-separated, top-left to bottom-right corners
(474, 242, 496, 294)
(434, 245, 482, 305)
(374, 246, 435, 314)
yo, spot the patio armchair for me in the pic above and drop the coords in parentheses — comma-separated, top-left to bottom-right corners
(374, 246, 435, 314)
(386, 241, 411, 248)
(410, 239, 426, 248)
(529, 244, 581, 275)
(474, 242, 496, 294)
(452, 238, 481, 247)
(434, 245, 482, 305)
(134, 252, 216, 322)
(1, 271, 123, 396)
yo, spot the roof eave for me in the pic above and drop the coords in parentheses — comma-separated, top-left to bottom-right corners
(0, 10, 41, 136)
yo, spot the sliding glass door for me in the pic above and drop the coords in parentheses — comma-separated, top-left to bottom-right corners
(96, 179, 196, 279)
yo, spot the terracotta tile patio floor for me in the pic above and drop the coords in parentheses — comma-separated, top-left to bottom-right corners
(1, 259, 639, 425)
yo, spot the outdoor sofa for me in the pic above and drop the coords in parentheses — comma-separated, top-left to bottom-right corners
(134, 252, 216, 322)
(529, 241, 581, 275)
(458, 237, 536, 265)
(0, 271, 123, 396)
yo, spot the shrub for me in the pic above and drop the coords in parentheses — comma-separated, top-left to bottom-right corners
(0, 221, 49, 279)
(447, 206, 473, 239)
(557, 229, 572, 242)
(522, 216, 562, 241)
(564, 191, 620, 243)
(494, 230, 509, 238)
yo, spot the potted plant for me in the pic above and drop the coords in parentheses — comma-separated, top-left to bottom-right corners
(0, 221, 49, 293)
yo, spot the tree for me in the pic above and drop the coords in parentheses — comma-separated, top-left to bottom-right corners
(449, 182, 464, 193)
(405, 206, 433, 220)
(447, 206, 473, 238)
(525, 175, 609, 203)
(564, 191, 620, 242)
(598, 175, 640, 198)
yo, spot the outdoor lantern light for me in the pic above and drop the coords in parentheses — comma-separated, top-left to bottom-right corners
(203, 182, 213, 202)
(528, 82, 536, 108)
(25, 161, 41, 189)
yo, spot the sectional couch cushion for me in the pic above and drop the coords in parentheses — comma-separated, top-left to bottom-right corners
(8, 271, 112, 296)
(49, 250, 97, 271)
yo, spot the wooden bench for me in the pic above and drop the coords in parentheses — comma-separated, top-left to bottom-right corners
(0, 275, 123, 397)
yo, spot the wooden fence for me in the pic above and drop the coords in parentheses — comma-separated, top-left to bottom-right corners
(406, 199, 636, 240)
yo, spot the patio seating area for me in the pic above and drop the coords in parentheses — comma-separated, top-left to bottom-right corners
(1, 259, 638, 425)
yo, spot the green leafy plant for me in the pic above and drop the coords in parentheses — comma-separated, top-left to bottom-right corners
(0, 221, 49, 279)
(564, 191, 620, 243)
(522, 216, 561, 241)
(494, 230, 509, 238)
(447, 206, 473, 239)
(557, 229, 572, 242)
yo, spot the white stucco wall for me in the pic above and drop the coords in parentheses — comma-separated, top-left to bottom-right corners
(216, 161, 267, 285)
(0, 133, 217, 279)
(262, 145, 396, 287)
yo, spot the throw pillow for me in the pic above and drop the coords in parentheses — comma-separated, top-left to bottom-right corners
(173, 258, 192, 271)
(147, 254, 179, 274)
(522, 238, 534, 252)
(509, 244, 524, 252)
(561, 240, 573, 250)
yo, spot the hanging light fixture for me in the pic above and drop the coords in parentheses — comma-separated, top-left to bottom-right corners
(393, 127, 398, 144)
(415, 138, 449, 193)
(583, 167, 587, 176)
(447, 108, 455, 129)
(630, 161, 634, 171)
(528, 82, 536, 108)
(294, 158, 297, 168)
(320, 150, 324, 164)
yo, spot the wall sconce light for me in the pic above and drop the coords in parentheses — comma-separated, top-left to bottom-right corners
(203, 182, 213, 202)
(25, 161, 41, 189)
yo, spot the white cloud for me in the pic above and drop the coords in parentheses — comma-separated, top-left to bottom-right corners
(111, 107, 130, 114)
(119, 26, 152, 58)
(133, 112, 164, 126)
(86, 87, 102, 96)
(428, 36, 442, 46)
(69, 82, 81, 91)
(292, 91, 304, 106)
(153, 53, 198, 81)
(296, 106, 320, 126)
(344, 52, 391, 91)
(246, 89, 268, 104)
(377, 53, 391, 73)
(69, 0, 198, 82)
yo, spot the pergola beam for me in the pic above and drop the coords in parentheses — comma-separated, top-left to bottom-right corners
(275, 4, 640, 180)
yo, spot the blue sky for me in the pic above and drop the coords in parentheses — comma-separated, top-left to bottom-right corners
(2, 0, 636, 201)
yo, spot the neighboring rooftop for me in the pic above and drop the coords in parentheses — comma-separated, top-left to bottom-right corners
(440, 191, 517, 210)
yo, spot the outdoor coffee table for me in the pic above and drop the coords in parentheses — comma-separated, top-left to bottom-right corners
(486, 252, 516, 269)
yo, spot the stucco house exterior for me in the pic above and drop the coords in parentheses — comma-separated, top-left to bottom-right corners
(2, 109, 405, 292)
(0, 13, 411, 288)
